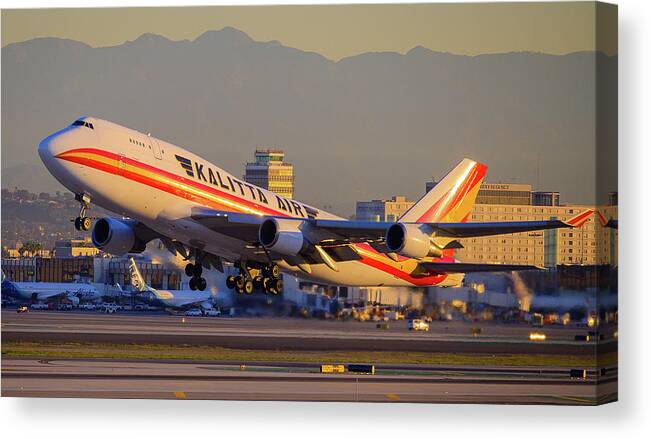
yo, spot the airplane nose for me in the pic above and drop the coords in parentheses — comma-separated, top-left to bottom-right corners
(38, 131, 67, 163)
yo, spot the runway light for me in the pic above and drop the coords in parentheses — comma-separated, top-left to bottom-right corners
(529, 332, 546, 341)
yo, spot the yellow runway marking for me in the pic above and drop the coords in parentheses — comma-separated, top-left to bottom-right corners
(385, 393, 401, 401)
(174, 391, 186, 399)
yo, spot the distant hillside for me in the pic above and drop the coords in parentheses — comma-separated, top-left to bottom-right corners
(1, 27, 617, 215)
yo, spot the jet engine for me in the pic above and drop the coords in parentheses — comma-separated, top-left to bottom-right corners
(385, 223, 442, 259)
(66, 294, 80, 306)
(91, 218, 146, 256)
(259, 218, 309, 256)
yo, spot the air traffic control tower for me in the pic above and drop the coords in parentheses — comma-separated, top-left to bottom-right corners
(244, 148, 295, 199)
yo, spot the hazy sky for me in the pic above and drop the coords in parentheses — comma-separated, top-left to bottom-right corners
(1, 2, 616, 60)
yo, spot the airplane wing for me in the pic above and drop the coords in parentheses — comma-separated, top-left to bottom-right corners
(190, 210, 265, 243)
(191, 207, 593, 244)
(417, 261, 542, 274)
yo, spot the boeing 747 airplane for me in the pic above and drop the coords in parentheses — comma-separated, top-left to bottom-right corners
(38, 117, 593, 293)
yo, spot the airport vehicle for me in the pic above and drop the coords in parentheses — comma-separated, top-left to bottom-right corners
(531, 313, 544, 327)
(184, 308, 203, 316)
(78, 304, 97, 310)
(127, 257, 216, 312)
(101, 304, 120, 314)
(203, 309, 222, 317)
(408, 319, 430, 331)
(39, 117, 594, 293)
(29, 303, 49, 310)
(16, 306, 28, 313)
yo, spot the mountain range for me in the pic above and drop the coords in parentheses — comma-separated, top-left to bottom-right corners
(1, 27, 617, 215)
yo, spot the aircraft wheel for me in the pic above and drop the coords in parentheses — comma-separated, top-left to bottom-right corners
(193, 263, 203, 277)
(235, 275, 245, 290)
(270, 264, 280, 278)
(226, 275, 236, 289)
(74, 217, 82, 231)
(267, 278, 282, 294)
(253, 275, 263, 290)
(244, 280, 254, 294)
(197, 277, 207, 291)
(189, 277, 197, 290)
(80, 217, 92, 231)
(236, 286, 244, 294)
(262, 277, 271, 293)
(185, 263, 194, 277)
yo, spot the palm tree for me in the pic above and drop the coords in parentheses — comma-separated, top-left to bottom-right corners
(21, 241, 43, 257)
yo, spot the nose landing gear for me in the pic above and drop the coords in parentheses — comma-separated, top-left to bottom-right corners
(73, 193, 92, 231)
(226, 262, 282, 295)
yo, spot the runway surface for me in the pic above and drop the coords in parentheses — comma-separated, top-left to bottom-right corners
(1, 310, 617, 355)
(1, 358, 617, 404)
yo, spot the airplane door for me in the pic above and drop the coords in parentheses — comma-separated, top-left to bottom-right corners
(150, 138, 162, 160)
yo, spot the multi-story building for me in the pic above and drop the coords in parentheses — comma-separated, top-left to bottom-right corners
(532, 191, 561, 206)
(426, 181, 533, 205)
(93, 257, 182, 290)
(54, 237, 101, 258)
(244, 148, 295, 199)
(2, 257, 95, 283)
(457, 204, 618, 267)
(355, 196, 415, 222)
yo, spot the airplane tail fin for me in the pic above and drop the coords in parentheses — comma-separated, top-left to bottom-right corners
(128, 258, 147, 293)
(399, 158, 487, 223)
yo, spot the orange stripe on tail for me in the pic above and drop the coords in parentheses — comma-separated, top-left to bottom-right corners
(399, 159, 487, 224)
(566, 209, 594, 227)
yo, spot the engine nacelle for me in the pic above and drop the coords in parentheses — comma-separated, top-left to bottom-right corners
(385, 223, 441, 259)
(91, 218, 145, 256)
(259, 218, 308, 256)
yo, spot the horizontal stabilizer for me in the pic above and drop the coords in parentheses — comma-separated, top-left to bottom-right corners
(419, 261, 543, 274)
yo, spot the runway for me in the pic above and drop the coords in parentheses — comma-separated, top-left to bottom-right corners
(1, 358, 617, 404)
(1, 310, 617, 355)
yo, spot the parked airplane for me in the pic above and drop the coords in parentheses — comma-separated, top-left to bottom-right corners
(1, 271, 102, 305)
(38, 117, 593, 293)
(127, 257, 215, 311)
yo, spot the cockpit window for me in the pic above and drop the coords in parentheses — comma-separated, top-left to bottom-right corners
(72, 120, 94, 129)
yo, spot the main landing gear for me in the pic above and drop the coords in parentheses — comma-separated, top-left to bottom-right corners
(185, 250, 207, 291)
(73, 193, 92, 231)
(185, 262, 207, 291)
(226, 262, 283, 295)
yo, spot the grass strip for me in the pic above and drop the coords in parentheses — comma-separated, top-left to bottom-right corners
(1, 341, 616, 367)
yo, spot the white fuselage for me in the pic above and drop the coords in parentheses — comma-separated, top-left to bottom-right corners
(144, 287, 214, 310)
(2, 280, 102, 303)
(38, 117, 458, 287)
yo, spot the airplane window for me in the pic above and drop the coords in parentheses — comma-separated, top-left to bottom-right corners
(71, 120, 94, 129)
